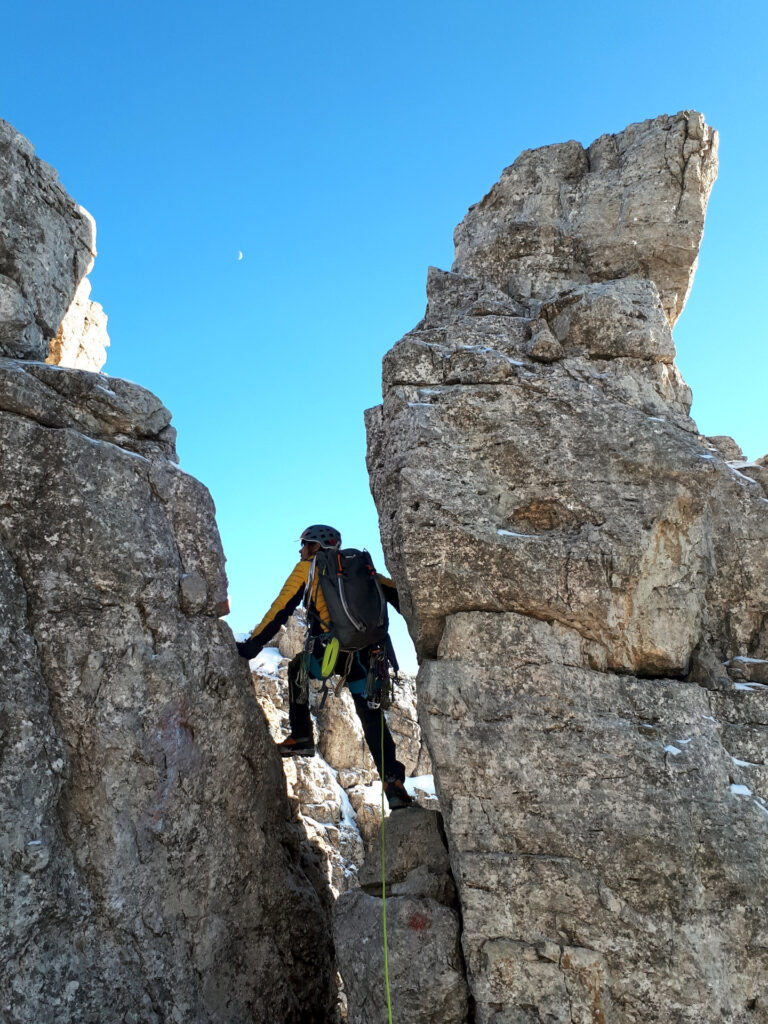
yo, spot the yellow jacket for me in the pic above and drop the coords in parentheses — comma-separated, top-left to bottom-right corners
(243, 558, 398, 657)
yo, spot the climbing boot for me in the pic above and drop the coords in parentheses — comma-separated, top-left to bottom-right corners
(383, 777, 413, 810)
(277, 735, 315, 758)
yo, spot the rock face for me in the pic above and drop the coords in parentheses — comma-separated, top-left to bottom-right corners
(367, 111, 768, 1022)
(335, 808, 468, 1024)
(0, 120, 98, 363)
(248, 632, 434, 895)
(453, 110, 717, 325)
(1, 130, 334, 1022)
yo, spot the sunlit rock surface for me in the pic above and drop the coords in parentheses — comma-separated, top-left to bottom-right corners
(0, 123, 334, 1024)
(335, 808, 468, 1024)
(367, 111, 768, 1022)
(46, 276, 110, 372)
(0, 120, 97, 362)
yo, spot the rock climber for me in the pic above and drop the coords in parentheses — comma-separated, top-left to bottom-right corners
(236, 524, 413, 810)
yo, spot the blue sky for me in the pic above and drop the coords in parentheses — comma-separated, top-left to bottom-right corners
(4, 0, 766, 673)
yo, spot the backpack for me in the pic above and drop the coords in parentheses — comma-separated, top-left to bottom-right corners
(312, 548, 389, 651)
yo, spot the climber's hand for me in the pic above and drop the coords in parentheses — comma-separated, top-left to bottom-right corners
(236, 638, 261, 660)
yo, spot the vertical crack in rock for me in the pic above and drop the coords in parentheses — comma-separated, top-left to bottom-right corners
(367, 111, 768, 1022)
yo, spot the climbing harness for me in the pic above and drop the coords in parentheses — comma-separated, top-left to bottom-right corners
(365, 646, 389, 709)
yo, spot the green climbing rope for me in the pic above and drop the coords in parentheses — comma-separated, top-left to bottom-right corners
(381, 705, 393, 1024)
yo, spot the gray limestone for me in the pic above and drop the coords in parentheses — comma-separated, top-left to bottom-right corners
(367, 111, 768, 1022)
(0, 357, 336, 1023)
(453, 110, 718, 325)
(335, 808, 468, 1024)
(0, 120, 97, 362)
(0, 126, 334, 1023)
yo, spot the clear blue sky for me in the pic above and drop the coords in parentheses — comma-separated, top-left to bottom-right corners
(4, 0, 766, 673)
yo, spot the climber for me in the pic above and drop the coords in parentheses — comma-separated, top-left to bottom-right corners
(236, 525, 413, 810)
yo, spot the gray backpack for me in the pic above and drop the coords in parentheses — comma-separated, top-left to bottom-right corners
(313, 548, 388, 650)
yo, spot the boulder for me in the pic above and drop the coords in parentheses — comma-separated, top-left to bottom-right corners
(335, 807, 468, 1024)
(334, 890, 468, 1024)
(358, 806, 452, 900)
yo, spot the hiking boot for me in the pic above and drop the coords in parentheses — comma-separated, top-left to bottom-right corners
(277, 735, 315, 758)
(383, 777, 413, 810)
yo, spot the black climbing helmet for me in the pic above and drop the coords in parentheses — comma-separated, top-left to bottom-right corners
(300, 524, 342, 549)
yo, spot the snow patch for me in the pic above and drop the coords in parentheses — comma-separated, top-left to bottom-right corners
(80, 433, 151, 464)
(730, 783, 752, 797)
(497, 529, 538, 539)
(166, 462, 197, 478)
(664, 745, 683, 756)
(364, 780, 384, 804)
(405, 774, 436, 800)
(251, 646, 283, 676)
(331, 770, 359, 831)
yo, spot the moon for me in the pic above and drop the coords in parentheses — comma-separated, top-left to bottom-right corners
(237, 251, 243, 261)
